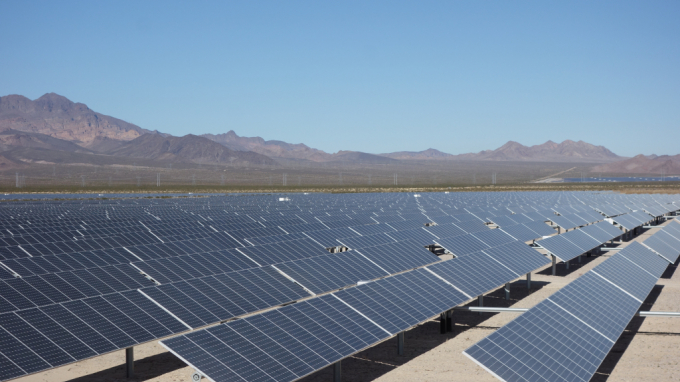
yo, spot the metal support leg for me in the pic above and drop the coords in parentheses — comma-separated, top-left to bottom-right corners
(478, 295, 484, 315)
(446, 310, 453, 332)
(505, 283, 510, 300)
(397, 332, 404, 355)
(126, 347, 134, 379)
(552, 255, 557, 276)
(578, 255, 582, 263)
(526, 273, 531, 289)
(440, 312, 446, 334)
(334, 361, 341, 382)
(565, 260, 569, 270)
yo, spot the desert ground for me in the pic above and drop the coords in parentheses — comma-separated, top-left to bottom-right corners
(13, 220, 679, 382)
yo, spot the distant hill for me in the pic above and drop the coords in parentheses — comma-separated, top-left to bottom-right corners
(380, 148, 454, 160)
(380, 140, 622, 163)
(202, 131, 331, 161)
(330, 151, 398, 164)
(592, 154, 680, 174)
(107, 134, 277, 166)
(202, 130, 400, 163)
(0, 93, 158, 148)
(0, 129, 94, 153)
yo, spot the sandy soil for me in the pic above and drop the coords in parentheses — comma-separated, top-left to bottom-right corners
(13, 221, 680, 382)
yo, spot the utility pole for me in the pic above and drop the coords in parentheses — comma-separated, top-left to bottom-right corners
(157, 173, 160, 187)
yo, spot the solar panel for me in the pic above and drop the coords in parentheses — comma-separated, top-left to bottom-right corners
(274, 251, 388, 294)
(337, 233, 396, 249)
(354, 240, 440, 274)
(618, 242, 669, 277)
(472, 229, 517, 247)
(427, 254, 518, 298)
(499, 224, 541, 242)
(523, 220, 556, 237)
(482, 241, 551, 276)
(536, 234, 584, 262)
(642, 235, 680, 263)
(562, 229, 601, 252)
(423, 223, 466, 239)
(385, 228, 438, 244)
(548, 215, 580, 230)
(435, 234, 489, 257)
(453, 220, 489, 233)
(464, 256, 653, 382)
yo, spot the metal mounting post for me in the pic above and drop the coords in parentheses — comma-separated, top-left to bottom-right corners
(478, 295, 484, 315)
(526, 272, 531, 289)
(334, 360, 342, 382)
(126, 347, 134, 378)
(440, 312, 446, 334)
(397, 332, 404, 355)
(551, 255, 557, 276)
(446, 309, 453, 332)
(578, 255, 582, 263)
(504, 283, 510, 300)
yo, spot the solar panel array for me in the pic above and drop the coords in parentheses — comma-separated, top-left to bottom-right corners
(536, 221, 623, 262)
(0, 191, 678, 382)
(161, 238, 552, 382)
(464, 226, 679, 382)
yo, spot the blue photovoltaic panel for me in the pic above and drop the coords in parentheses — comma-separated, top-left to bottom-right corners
(579, 223, 612, 243)
(348, 223, 394, 235)
(536, 234, 584, 262)
(274, 251, 388, 294)
(488, 215, 519, 227)
(499, 224, 541, 243)
(465, 252, 656, 382)
(642, 235, 680, 263)
(472, 229, 517, 247)
(435, 234, 489, 257)
(453, 220, 488, 233)
(656, 230, 680, 249)
(523, 220, 556, 237)
(482, 241, 551, 276)
(562, 230, 601, 252)
(337, 233, 395, 249)
(385, 228, 437, 245)
(551, 271, 642, 341)
(548, 215, 580, 230)
(465, 298, 615, 382)
(590, 255, 657, 302)
(303, 227, 360, 247)
(354, 241, 440, 274)
(618, 242, 669, 277)
(427, 255, 518, 298)
(424, 223, 466, 239)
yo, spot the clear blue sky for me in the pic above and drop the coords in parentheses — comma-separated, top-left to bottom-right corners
(1, 1, 678, 157)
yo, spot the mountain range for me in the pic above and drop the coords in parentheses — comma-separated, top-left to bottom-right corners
(1, 92, 671, 173)
(592, 154, 680, 175)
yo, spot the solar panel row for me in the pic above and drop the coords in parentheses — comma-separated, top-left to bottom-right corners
(464, 227, 673, 382)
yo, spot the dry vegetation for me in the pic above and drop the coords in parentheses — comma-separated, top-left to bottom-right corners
(2, 160, 679, 195)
